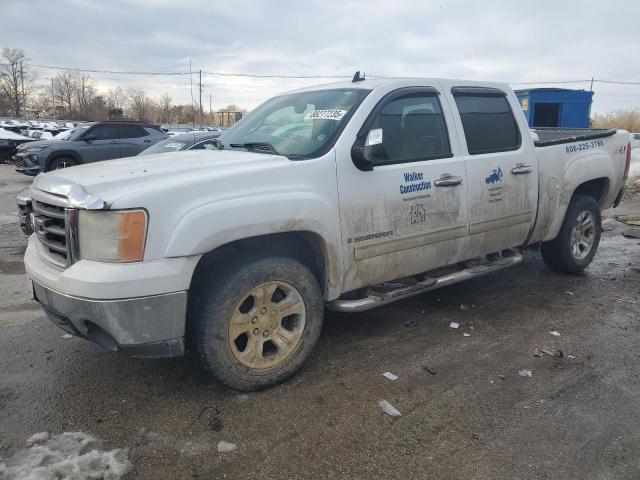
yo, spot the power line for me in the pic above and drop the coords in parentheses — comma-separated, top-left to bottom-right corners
(9, 61, 640, 86)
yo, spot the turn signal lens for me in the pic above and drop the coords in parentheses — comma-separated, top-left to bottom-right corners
(78, 210, 148, 262)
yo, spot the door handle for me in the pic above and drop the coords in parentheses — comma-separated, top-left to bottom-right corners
(144, 139, 151, 143)
(511, 163, 533, 175)
(109, 141, 118, 144)
(434, 173, 462, 187)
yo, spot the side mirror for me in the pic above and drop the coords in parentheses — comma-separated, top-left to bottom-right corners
(83, 134, 97, 142)
(351, 128, 383, 172)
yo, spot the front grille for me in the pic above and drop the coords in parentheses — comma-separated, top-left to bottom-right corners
(13, 156, 26, 168)
(32, 200, 69, 266)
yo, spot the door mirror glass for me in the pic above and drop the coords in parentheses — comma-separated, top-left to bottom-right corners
(365, 128, 383, 146)
(83, 134, 97, 142)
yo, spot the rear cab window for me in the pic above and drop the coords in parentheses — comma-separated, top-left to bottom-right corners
(451, 87, 521, 155)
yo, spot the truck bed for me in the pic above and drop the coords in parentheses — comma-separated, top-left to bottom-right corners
(533, 127, 617, 147)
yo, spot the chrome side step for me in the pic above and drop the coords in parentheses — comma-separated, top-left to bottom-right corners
(327, 252, 523, 313)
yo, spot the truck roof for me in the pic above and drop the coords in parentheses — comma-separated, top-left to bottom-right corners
(287, 77, 512, 95)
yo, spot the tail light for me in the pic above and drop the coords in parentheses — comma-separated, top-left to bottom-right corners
(623, 142, 631, 181)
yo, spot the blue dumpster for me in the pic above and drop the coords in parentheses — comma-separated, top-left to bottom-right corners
(515, 88, 594, 128)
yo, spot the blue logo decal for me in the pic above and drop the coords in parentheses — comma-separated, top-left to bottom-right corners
(485, 167, 503, 184)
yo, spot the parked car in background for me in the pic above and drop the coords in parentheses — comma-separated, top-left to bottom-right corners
(12, 120, 168, 175)
(138, 131, 221, 155)
(0, 128, 33, 163)
(631, 132, 640, 150)
(52, 129, 73, 140)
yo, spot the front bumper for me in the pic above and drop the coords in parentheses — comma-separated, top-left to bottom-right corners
(33, 280, 187, 358)
(13, 152, 41, 175)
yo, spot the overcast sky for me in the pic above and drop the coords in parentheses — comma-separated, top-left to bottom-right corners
(3, 0, 639, 113)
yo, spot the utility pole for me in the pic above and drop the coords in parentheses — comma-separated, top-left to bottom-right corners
(590, 77, 594, 91)
(20, 60, 25, 120)
(198, 70, 203, 126)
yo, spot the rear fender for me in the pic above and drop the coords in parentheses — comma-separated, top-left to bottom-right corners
(543, 152, 613, 242)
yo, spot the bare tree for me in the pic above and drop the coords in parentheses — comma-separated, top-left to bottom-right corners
(159, 93, 172, 124)
(106, 87, 125, 111)
(0, 48, 32, 117)
(76, 73, 97, 117)
(53, 71, 79, 119)
(127, 87, 148, 120)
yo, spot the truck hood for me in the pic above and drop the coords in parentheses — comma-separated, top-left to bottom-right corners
(31, 150, 289, 208)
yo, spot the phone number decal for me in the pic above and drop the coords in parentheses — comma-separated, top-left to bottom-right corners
(565, 139, 604, 154)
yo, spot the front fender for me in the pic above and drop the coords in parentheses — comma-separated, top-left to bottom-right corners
(164, 191, 343, 299)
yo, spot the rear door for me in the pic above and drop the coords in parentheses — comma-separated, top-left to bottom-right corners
(336, 86, 469, 292)
(117, 125, 154, 156)
(445, 86, 538, 256)
(76, 124, 122, 163)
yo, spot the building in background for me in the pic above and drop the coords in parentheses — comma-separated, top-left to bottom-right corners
(515, 88, 594, 128)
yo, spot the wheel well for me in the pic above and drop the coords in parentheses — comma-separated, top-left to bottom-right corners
(185, 232, 329, 347)
(189, 231, 328, 295)
(573, 178, 609, 206)
(46, 152, 82, 171)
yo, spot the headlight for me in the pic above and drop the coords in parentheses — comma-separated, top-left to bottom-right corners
(78, 210, 148, 262)
(22, 146, 47, 153)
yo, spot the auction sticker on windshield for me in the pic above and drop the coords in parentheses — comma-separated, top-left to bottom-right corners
(304, 109, 347, 121)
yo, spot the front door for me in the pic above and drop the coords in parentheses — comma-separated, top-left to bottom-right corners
(76, 124, 122, 163)
(445, 86, 538, 257)
(336, 86, 469, 292)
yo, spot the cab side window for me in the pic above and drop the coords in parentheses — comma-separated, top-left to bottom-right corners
(452, 91, 521, 155)
(367, 94, 451, 165)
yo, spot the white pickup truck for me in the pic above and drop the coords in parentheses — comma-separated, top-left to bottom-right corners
(22, 77, 631, 390)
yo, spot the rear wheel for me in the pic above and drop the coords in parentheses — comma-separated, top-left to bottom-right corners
(49, 157, 78, 171)
(193, 255, 324, 391)
(541, 194, 601, 273)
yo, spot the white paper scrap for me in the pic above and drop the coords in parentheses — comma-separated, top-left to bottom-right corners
(550, 331, 560, 337)
(450, 322, 460, 329)
(382, 372, 399, 381)
(378, 400, 402, 417)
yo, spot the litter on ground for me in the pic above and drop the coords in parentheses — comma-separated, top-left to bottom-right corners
(550, 331, 560, 336)
(460, 305, 469, 310)
(217, 441, 238, 453)
(463, 333, 471, 337)
(565, 291, 574, 295)
(519, 369, 533, 378)
(378, 400, 402, 417)
(382, 371, 398, 381)
(61, 334, 74, 339)
(450, 322, 459, 329)
(533, 346, 563, 358)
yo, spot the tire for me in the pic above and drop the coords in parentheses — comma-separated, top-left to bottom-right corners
(49, 157, 78, 171)
(193, 255, 324, 391)
(541, 194, 601, 274)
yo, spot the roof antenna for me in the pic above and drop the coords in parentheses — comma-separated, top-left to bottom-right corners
(352, 71, 365, 82)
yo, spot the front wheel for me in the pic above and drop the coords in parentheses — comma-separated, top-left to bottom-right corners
(193, 255, 324, 391)
(541, 194, 601, 273)
(49, 157, 78, 171)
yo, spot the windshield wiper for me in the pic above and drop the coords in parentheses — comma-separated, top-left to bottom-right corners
(229, 142, 280, 155)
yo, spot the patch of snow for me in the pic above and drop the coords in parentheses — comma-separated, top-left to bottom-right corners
(0, 431, 131, 480)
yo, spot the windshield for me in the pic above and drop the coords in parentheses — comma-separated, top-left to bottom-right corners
(139, 138, 193, 155)
(67, 124, 92, 141)
(219, 88, 370, 159)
